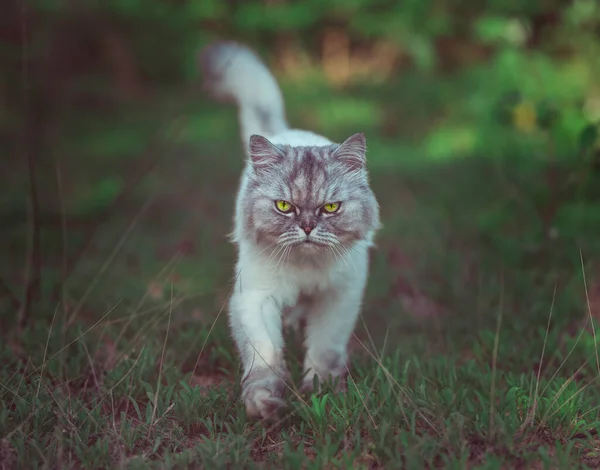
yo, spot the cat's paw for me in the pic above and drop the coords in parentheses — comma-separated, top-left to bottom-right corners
(243, 387, 287, 420)
(242, 370, 287, 420)
(301, 349, 348, 395)
(300, 373, 347, 395)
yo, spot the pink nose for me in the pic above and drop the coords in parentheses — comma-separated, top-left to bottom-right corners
(300, 224, 314, 235)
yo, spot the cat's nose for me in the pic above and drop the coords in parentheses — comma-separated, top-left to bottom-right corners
(300, 223, 314, 235)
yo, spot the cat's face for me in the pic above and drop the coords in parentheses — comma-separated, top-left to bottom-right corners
(240, 133, 380, 259)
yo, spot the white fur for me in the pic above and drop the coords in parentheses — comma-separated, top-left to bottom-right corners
(201, 41, 375, 419)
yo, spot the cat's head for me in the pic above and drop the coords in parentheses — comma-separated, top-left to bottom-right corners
(240, 133, 380, 259)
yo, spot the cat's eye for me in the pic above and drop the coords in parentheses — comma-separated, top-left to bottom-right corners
(322, 202, 341, 213)
(275, 200, 294, 213)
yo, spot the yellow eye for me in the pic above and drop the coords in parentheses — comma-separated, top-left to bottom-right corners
(322, 202, 340, 213)
(275, 200, 294, 213)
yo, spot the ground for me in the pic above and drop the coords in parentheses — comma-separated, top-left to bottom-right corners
(1, 70, 600, 469)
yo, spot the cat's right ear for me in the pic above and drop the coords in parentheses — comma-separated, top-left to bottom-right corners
(332, 133, 367, 172)
(248, 135, 284, 169)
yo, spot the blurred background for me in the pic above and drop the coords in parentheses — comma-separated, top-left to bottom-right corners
(2, 0, 600, 414)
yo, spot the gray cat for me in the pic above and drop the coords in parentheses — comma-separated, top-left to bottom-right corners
(199, 41, 381, 420)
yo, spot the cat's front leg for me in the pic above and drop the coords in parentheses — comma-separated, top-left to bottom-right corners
(229, 288, 288, 420)
(301, 283, 366, 394)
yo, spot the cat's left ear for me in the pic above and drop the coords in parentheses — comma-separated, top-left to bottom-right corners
(332, 133, 367, 171)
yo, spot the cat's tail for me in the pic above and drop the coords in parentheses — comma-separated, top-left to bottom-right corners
(199, 41, 289, 154)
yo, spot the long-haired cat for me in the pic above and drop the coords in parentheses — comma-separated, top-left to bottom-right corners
(199, 41, 381, 420)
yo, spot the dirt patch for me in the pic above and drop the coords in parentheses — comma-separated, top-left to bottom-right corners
(0, 439, 17, 470)
(188, 373, 229, 391)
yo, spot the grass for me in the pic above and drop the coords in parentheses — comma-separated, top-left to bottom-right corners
(2, 71, 600, 468)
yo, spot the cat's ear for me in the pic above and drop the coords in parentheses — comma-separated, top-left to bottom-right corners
(249, 135, 285, 168)
(332, 133, 367, 171)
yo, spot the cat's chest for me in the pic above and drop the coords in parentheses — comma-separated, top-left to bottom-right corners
(277, 266, 332, 299)
(278, 273, 330, 328)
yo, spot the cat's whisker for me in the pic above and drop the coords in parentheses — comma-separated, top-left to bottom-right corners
(332, 240, 357, 272)
(283, 244, 294, 268)
(264, 243, 282, 263)
(328, 245, 342, 264)
(275, 245, 286, 269)
(314, 233, 354, 270)
(265, 243, 288, 266)
(331, 243, 350, 268)
(274, 243, 291, 270)
(256, 242, 278, 260)
(264, 233, 299, 265)
(283, 244, 294, 266)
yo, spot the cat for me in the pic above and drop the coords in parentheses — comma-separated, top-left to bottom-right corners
(199, 41, 381, 420)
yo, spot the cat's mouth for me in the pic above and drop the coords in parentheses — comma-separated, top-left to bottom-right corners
(300, 238, 326, 248)
(284, 237, 327, 249)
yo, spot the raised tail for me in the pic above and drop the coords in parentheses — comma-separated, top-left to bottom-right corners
(199, 41, 289, 154)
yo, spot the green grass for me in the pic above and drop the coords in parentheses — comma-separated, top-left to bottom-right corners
(2, 74, 600, 468)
